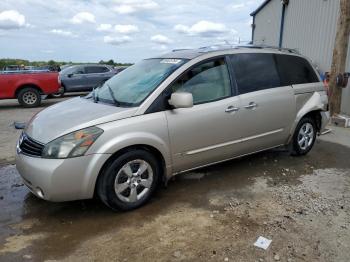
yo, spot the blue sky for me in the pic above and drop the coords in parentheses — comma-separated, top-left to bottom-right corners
(0, 0, 262, 63)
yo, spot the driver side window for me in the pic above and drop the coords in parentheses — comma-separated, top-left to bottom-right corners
(170, 57, 232, 104)
(72, 66, 84, 74)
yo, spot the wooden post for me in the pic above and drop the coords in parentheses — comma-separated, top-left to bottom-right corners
(329, 0, 350, 116)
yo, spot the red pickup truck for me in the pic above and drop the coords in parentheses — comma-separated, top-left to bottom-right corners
(0, 71, 61, 107)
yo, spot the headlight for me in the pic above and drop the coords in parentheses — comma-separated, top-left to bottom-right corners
(42, 127, 103, 159)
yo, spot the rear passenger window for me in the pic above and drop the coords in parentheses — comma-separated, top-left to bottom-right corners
(230, 53, 280, 94)
(85, 66, 109, 74)
(275, 55, 319, 85)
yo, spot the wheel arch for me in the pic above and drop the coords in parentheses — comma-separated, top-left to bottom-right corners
(93, 144, 168, 198)
(288, 109, 323, 144)
(301, 110, 322, 132)
(15, 84, 43, 98)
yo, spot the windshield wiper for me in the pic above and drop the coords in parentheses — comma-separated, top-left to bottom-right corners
(106, 83, 121, 107)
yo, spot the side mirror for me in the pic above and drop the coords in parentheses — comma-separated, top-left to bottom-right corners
(67, 73, 74, 78)
(168, 92, 193, 109)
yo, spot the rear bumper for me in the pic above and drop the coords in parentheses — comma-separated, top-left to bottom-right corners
(320, 111, 330, 132)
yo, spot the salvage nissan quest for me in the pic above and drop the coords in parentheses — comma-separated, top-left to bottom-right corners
(16, 45, 330, 211)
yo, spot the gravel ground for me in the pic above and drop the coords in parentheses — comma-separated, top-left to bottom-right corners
(0, 97, 350, 262)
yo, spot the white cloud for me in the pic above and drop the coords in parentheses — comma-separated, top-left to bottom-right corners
(70, 12, 95, 24)
(97, 24, 139, 34)
(50, 29, 76, 37)
(114, 24, 139, 34)
(151, 34, 172, 44)
(113, 0, 159, 14)
(174, 24, 189, 34)
(104, 35, 132, 45)
(97, 23, 113, 32)
(174, 20, 228, 37)
(230, 3, 245, 10)
(0, 10, 26, 30)
(152, 45, 168, 51)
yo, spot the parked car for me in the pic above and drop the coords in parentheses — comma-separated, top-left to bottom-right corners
(56, 64, 117, 96)
(0, 71, 61, 107)
(114, 66, 128, 74)
(16, 45, 329, 211)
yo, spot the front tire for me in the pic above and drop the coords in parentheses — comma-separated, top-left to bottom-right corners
(291, 117, 316, 156)
(97, 149, 161, 211)
(17, 87, 41, 107)
(50, 87, 65, 98)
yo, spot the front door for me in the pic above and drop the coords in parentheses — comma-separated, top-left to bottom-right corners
(84, 66, 110, 90)
(165, 57, 243, 173)
(63, 66, 86, 91)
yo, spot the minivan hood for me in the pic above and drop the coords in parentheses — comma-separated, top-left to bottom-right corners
(26, 97, 138, 144)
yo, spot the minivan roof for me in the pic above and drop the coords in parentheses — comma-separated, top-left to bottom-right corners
(157, 45, 301, 60)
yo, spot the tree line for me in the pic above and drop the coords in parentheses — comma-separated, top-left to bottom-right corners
(0, 58, 132, 69)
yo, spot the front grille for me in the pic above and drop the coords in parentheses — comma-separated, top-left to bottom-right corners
(19, 133, 44, 157)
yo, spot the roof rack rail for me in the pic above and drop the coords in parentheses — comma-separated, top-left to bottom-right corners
(172, 48, 192, 52)
(237, 44, 300, 54)
(197, 44, 236, 53)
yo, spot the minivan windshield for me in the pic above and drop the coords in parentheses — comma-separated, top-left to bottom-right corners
(91, 58, 187, 107)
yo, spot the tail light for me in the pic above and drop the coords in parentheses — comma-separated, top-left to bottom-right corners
(58, 75, 61, 85)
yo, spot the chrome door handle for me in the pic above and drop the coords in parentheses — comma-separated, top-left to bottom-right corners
(225, 106, 239, 113)
(244, 102, 258, 109)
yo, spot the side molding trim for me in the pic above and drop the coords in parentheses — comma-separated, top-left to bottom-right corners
(185, 128, 284, 155)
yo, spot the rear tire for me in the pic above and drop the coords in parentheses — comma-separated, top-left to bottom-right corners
(291, 116, 316, 156)
(50, 87, 65, 98)
(97, 149, 161, 211)
(17, 87, 41, 107)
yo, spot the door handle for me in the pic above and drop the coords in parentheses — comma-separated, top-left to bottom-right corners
(225, 106, 240, 113)
(244, 102, 258, 109)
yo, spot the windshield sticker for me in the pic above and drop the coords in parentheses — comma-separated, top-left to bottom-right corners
(160, 59, 182, 64)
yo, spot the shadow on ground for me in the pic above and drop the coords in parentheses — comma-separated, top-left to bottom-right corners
(0, 140, 349, 261)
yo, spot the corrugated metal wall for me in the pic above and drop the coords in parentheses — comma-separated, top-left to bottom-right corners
(253, 0, 281, 45)
(253, 0, 350, 115)
(283, 0, 339, 72)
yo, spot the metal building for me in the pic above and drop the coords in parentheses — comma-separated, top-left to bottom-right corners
(251, 0, 350, 115)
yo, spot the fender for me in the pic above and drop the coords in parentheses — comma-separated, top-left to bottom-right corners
(95, 131, 171, 166)
(83, 129, 173, 197)
(14, 78, 42, 95)
(288, 91, 327, 143)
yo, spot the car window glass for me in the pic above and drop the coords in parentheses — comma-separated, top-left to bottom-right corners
(85, 66, 109, 74)
(170, 58, 231, 104)
(62, 66, 84, 74)
(230, 53, 281, 94)
(96, 58, 187, 106)
(275, 54, 319, 85)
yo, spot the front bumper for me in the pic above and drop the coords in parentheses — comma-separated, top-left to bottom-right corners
(15, 152, 111, 202)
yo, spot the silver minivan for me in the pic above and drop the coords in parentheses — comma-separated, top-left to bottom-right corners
(16, 46, 329, 211)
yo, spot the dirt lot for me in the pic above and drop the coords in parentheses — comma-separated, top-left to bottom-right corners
(0, 97, 350, 262)
(0, 97, 71, 165)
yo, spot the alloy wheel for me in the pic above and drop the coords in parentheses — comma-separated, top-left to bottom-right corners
(114, 159, 153, 203)
(297, 122, 314, 150)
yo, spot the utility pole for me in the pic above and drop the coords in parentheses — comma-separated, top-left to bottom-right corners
(329, 0, 350, 116)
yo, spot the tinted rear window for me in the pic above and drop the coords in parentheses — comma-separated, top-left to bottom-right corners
(230, 53, 281, 94)
(85, 66, 109, 74)
(275, 55, 319, 85)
